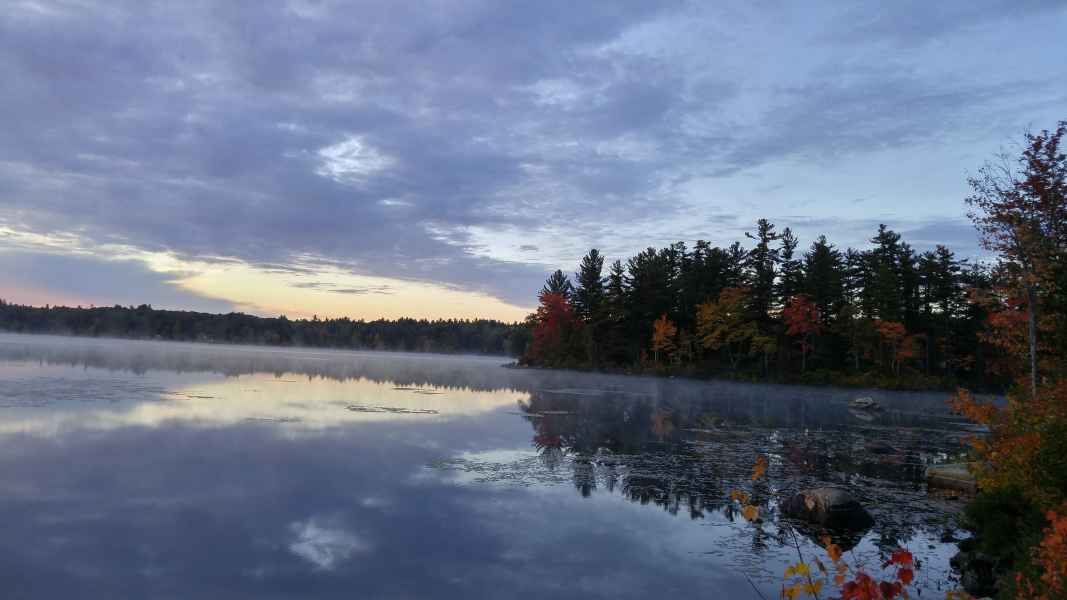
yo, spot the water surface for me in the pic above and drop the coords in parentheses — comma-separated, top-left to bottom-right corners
(0, 334, 974, 598)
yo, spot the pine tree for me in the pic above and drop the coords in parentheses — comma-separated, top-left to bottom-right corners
(744, 219, 780, 325)
(541, 269, 574, 300)
(776, 227, 803, 305)
(602, 260, 631, 364)
(573, 249, 605, 323)
(802, 235, 846, 327)
(574, 249, 607, 364)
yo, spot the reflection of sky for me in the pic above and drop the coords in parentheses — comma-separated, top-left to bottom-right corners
(0, 334, 967, 598)
(0, 362, 527, 434)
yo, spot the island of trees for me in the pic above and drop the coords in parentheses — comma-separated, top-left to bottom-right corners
(522, 222, 1000, 391)
(0, 301, 530, 356)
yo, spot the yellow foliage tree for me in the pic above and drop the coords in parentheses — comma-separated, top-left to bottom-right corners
(696, 287, 757, 370)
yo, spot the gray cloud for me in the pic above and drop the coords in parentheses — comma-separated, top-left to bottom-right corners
(0, 251, 233, 312)
(331, 286, 392, 295)
(0, 1, 1063, 309)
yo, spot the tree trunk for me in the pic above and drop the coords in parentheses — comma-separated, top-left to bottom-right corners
(1026, 281, 1039, 400)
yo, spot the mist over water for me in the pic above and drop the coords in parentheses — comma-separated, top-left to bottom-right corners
(0, 333, 973, 598)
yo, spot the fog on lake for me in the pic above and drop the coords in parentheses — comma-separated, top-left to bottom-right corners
(0, 333, 976, 599)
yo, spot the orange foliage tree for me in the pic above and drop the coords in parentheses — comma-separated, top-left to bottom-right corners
(951, 378, 1067, 598)
(1014, 502, 1067, 600)
(873, 321, 916, 378)
(650, 314, 677, 363)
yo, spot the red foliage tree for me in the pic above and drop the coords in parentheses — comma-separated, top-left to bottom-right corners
(527, 292, 584, 366)
(782, 295, 821, 372)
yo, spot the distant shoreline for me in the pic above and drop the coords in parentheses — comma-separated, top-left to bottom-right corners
(0, 300, 528, 357)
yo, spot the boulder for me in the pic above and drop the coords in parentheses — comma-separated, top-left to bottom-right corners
(926, 463, 977, 493)
(781, 487, 874, 529)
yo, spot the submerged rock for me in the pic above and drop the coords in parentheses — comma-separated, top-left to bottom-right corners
(926, 463, 977, 493)
(864, 440, 897, 455)
(849, 396, 881, 411)
(781, 487, 874, 529)
(951, 542, 998, 598)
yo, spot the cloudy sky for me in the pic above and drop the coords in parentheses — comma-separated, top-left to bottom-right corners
(1, 1, 1064, 321)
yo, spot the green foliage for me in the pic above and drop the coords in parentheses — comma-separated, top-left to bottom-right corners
(963, 486, 1045, 567)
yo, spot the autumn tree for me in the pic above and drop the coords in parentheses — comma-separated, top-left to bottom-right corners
(526, 292, 584, 367)
(783, 295, 821, 372)
(967, 121, 1067, 396)
(697, 287, 757, 370)
(874, 320, 915, 378)
(650, 314, 677, 363)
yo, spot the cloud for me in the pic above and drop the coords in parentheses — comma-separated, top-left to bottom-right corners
(0, 1, 1062, 310)
(289, 519, 370, 570)
(315, 136, 394, 185)
(330, 286, 392, 295)
(0, 251, 233, 312)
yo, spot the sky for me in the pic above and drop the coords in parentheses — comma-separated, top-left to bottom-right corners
(0, 1, 1065, 322)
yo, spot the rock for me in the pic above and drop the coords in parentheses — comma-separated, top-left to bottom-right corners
(951, 546, 998, 598)
(848, 408, 878, 422)
(865, 440, 896, 455)
(849, 396, 881, 410)
(926, 463, 977, 493)
(781, 487, 874, 529)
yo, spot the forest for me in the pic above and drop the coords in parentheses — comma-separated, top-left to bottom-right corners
(522, 222, 1010, 391)
(0, 301, 530, 356)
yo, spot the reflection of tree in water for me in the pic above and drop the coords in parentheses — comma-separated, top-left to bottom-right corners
(518, 387, 968, 552)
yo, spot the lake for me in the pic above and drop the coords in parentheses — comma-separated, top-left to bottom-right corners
(0, 333, 976, 599)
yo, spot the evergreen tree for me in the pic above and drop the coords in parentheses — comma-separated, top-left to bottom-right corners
(573, 249, 605, 323)
(541, 269, 574, 300)
(776, 227, 803, 304)
(802, 235, 846, 327)
(863, 224, 904, 321)
(626, 248, 674, 344)
(602, 259, 631, 364)
(744, 219, 780, 325)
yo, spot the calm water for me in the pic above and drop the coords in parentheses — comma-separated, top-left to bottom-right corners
(0, 333, 976, 599)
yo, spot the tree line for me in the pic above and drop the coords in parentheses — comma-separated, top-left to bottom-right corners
(522, 222, 997, 389)
(0, 301, 530, 356)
